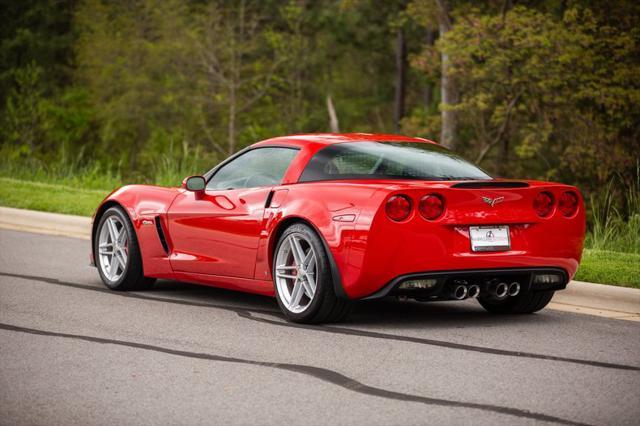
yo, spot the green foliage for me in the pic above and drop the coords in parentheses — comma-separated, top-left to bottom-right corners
(0, 177, 109, 216)
(1, 0, 637, 188)
(3, 63, 45, 155)
(147, 138, 217, 187)
(0, 143, 121, 190)
(74, 0, 196, 170)
(575, 250, 640, 288)
(0, 0, 74, 102)
(585, 169, 640, 254)
(426, 4, 640, 188)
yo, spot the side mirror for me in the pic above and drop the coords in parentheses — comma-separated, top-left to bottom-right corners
(182, 176, 206, 193)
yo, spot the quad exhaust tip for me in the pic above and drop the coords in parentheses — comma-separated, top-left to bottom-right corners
(467, 284, 480, 299)
(452, 285, 468, 300)
(495, 282, 509, 299)
(508, 282, 521, 297)
(445, 280, 519, 301)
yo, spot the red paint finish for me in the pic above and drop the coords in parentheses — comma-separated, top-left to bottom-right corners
(167, 187, 271, 278)
(92, 133, 585, 300)
(340, 180, 585, 298)
(91, 185, 180, 279)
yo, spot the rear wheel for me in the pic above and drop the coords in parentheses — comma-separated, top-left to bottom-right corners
(273, 223, 351, 323)
(478, 289, 555, 314)
(95, 206, 156, 291)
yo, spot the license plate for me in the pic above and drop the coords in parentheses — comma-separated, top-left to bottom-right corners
(469, 226, 510, 252)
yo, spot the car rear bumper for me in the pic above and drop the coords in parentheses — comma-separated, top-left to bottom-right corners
(361, 267, 568, 300)
(339, 214, 584, 299)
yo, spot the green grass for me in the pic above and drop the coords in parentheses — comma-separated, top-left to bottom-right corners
(574, 249, 640, 288)
(0, 177, 109, 216)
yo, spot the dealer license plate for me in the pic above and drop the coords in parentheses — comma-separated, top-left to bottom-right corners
(469, 226, 510, 252)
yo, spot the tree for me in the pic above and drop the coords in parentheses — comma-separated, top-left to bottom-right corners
(393, 26, 407, 132)
(3, 63, 45, 154)
(434, 0, 458, 149)
(190, 0, 286, 155)
(436, 4, 640, 186)
(75, 0, 194, 169)
(2, 0, 636, 196)
(406, 0, 461, 148)
(0, 0, 74, 107)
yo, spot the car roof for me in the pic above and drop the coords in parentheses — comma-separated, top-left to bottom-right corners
(252, 133, 438, 148)
(214, 133, 440, 185)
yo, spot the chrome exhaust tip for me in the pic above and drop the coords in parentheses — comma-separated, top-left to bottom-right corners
(508, 282, 521, 297)
(495, 282, 508, 299)
(451, 285, 468, 300)
(467, 284, 480, 299)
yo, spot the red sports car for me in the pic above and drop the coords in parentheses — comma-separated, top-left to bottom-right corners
(91, 133, 585, 323)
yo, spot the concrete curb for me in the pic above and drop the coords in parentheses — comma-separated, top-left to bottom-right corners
(0, 206, 90, 240)
(1, 206, 639, 321)
(551, 281, 640, 321)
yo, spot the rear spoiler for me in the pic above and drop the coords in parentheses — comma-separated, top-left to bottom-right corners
(451, 181, 529, 189)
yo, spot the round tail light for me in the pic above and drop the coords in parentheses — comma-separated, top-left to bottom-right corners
(419, 194, 445, 220)
(533, 191, 554, 217)
(559, 191, 579, 217)
(385, 195, 412, 221)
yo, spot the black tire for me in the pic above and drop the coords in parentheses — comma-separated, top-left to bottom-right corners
(273, 223, 352, 324)
(478, 289, 555, 314)
(94, 206, 156, 291)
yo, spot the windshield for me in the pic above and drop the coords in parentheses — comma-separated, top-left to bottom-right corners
(299, 141, 491, 182)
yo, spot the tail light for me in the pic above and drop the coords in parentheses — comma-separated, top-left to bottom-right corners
(419, 194, 445, 220)
(559, 191, 579, 217)
(533, 191, 554, 217)
(385, 195, 412, 221)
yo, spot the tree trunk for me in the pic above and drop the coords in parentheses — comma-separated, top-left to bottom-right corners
(326, 95, 340, 133)
(437, 0, 458, 149)
(423, 27, 435, 109)
(393, 28, 407, 132)
(228, 85, 236, 155)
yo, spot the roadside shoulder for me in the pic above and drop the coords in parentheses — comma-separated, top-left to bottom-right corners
(0, 206, 90, 240)
(551, 280, 640, 320)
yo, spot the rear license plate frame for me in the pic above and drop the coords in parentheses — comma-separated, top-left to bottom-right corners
(469, 225, 511, 252)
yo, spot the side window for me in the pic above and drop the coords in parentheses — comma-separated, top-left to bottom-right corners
(207, 147, 299, 190)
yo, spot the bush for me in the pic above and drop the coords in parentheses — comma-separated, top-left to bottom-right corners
(584, 167, 640, 254)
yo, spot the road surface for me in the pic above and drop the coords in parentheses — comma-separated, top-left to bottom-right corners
(1, 229, 639, 425)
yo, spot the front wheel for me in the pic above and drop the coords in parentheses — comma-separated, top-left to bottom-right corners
(273, 223, 351, 323)
(478, 289, 555, 314)
(94, 206, 156, 291)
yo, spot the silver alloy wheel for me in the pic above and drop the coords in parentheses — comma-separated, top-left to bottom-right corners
(275, 233, 318, 314)
(98, 215, 129, 283)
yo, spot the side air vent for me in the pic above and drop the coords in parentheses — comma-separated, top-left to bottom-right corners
(264, 190, 275, 208)
(154, 216, 170, 254)
(451, 181, 529, 189)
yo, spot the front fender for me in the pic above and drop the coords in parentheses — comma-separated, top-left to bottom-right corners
(91, 185, 180, 278)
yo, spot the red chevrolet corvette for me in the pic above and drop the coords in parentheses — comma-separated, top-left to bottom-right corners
(92, 133, 585, 323)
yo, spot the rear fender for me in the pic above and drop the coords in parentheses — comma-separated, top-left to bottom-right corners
(255, 184, 384, 299)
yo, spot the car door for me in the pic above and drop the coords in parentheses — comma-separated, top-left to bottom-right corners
(166, 146, 299, 278)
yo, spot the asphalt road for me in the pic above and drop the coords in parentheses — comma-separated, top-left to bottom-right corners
(1, 229, 639, 426)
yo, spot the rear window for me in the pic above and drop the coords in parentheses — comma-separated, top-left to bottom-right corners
(299, 141, 491, 182)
